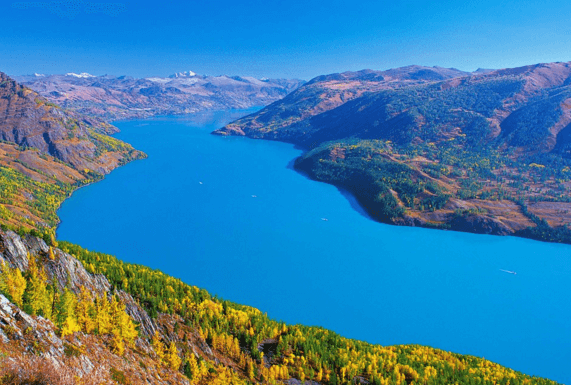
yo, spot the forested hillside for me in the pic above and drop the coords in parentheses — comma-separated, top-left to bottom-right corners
(0, 229, 560, 384)
(215, 62, 571, 243)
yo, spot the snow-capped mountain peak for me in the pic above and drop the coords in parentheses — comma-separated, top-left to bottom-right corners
(169, 71, 197, 78)
(65, 72, 96, 78)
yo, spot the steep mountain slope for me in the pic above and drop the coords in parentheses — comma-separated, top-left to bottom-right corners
(0, 72, 144, 233)
(215, 62, 571, 243)
(0, 229, 559, 385)
(0, 229, 192, 384)
(15, 72, 305, 120)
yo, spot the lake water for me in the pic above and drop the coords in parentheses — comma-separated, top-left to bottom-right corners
(57, 110, 571, 384)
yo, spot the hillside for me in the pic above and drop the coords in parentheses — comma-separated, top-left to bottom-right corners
(15, 72, 304, 121)
(214, 62, 571, 243)
(0, 229, 560, 384)
(0, 72, 145, 234)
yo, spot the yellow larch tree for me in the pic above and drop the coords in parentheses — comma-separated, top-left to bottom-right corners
(109, 295, 137, 344)
(184, 353, 199, 382)
(0, 262, 27, 307)
(165, 341, 182, 370)
(24, 256, 52, 318)
(152, 330, 166, 362)
(111, 332, 125, 355)
(61, 315, 81, 337)
(95, 294, 112, 335)
(76, 286, 95, 334)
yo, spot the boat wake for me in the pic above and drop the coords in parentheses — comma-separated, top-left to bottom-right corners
(500, 269, 517, 275)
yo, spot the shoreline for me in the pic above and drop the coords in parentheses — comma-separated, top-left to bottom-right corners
(214, 130, 571, 247)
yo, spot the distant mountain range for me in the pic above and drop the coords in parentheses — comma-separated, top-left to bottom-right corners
(215, 62, 571, 243)
(14, 72, 305, 120)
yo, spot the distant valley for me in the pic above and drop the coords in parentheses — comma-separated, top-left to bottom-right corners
(15, 71, 304, 121)
(215, 62, 571, 244)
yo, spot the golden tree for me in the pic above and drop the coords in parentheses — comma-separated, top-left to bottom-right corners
(165, 341, 182, 370)
(152, 331, 166, 362)
(0, 262, 26, 307)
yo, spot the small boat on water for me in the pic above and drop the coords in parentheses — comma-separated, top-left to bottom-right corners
(199, 181, 203, 185)
(251, 195, 257, 198)
(500, 269, 517, 275)
(321, 218, 328, 221)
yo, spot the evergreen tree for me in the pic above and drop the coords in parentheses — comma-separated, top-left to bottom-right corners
(55, 288, 80, 336)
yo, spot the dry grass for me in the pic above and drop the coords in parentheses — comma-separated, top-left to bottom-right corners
(0, 354, 112, 385)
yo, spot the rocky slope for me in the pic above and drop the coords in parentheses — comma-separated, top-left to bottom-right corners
(0, 72, 145, 232)
(215, 62, 571, 243)
(15, 72, 305, 121)
(0, 229, 189, 385)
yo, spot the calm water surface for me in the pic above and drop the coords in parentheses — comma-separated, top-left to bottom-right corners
(57, 110, 571, 383)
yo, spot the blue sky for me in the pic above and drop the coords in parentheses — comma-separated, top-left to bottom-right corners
(1, 0, 571, 79)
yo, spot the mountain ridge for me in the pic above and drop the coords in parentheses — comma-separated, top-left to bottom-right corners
(14, 72, 305, 121)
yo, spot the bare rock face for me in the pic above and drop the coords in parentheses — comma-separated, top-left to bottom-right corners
(0, 230, 32, 271)
(116, 291, 157, 338)
(0, 293, 65, 358)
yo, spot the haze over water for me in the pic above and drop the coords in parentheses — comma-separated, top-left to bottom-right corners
(57, 110, 571, 384)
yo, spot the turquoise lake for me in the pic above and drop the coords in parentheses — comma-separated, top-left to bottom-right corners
(57, 110, 571, 384)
